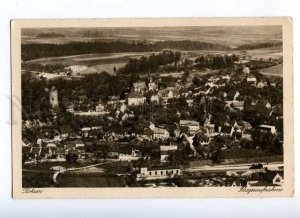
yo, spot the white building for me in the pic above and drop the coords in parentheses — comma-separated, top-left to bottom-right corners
(95, 103, 105, 112)
(258, 125, 276, 134)
(127, 92, 145, 106)
(242, 66, 250, 74)
(180, 120, 200, 133)
(137, 166, 181, 181)
(153, 127, 169, 140)
(246, 75, 257, 84)
(133, 82, 147, 93)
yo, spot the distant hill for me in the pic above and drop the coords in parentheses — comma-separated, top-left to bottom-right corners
(36, 33, 65, 38)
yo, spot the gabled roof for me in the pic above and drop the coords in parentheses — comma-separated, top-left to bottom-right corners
(128, 92, 144, 98)
(133, 82, 146, 89)
(154, 127, 168, 134)
(143, 128, 154, 135)
(180, 120, 199, 126)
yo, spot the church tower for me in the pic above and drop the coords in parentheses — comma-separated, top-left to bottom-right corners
(49, 86, 58, 110)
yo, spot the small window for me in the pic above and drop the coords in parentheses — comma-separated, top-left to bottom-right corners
(155, 171, 157, 175)
(161, 171, 163, 175)
(171, 170, 173, 174)
(176, 170, 179, 174)
(149, 172, 151, 176)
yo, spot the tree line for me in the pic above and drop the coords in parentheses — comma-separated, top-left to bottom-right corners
(236, 41, 282, 50)
(194, 54, 239, 69)
(21, 40, 231, 61)
(118, 50, 181, 74)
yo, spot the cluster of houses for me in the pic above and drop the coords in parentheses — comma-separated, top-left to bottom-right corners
(22, 58, 284, 187)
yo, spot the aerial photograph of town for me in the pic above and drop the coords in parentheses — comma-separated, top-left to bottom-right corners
(21, 25, 284, 188)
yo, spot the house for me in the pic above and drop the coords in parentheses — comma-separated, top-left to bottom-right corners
(186, 99, 193, 107)
(121, 113, 129, 121)
(160, 145, 178, 162)
(254, 98, 272, 116)
(137, 166, 181, 181)
(231, 100, 244, 110)
(272, 173, 284, 186)
(46, 142, 57, 148)
(227, 90, 240, 101)
(22, 138, 32, 147)
(221, 75, 231, 80)
(231, 178, 249, 188)
(246, 74, 257, 84)
(150, 94, 160, 104)
(257, 79, 268, 88)
(153, 127, 169, 140)
(262, 171, 284, 186)
(107, 96, 119, 106)
(257, 125, 276, 134)
(158, 89, 173, 100)
(95, 103, 105, 112)
(236, 121, 252, 130)
(40, 147, 55, 158)
(133, 82, 147, 93)
(204, 121, 215, 135)
(242, 66, 250, 74)
(218, 91, 227, 99)
(174, 125, 190, 138)
(136, 127, 154, 140)
(147, 76, 157, 92)
(180, 120, 200, 134)
(231, 75, 243, 84)
(118, 149, 142, 161)
(118, 103, 127, 113)
(127, 92, 145, 106)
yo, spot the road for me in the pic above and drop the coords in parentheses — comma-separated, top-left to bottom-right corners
(184, 162, 283, 173)
(52, 162, 110, 183)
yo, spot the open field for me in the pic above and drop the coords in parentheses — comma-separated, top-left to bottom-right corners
(22, 26, 282, 47)
(246, 46, 283, 59)
(26, 52, 154, 66)
(260, 64, 283, 77)
(81, 62, 126, 75)
(25, 52, 158, 74)
(56, 173, 126, 187)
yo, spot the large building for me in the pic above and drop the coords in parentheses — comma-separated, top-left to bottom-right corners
(127, 92, 145, 106)
(137, 166, 181, 181)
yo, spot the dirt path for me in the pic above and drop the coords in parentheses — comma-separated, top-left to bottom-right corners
(52, 162, 111, 183)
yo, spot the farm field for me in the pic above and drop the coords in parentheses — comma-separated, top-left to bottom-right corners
(22, 26, 282, 47)
(26, 52, 156, 66)
(25, 52, 159, 75)
(245, 46, 283, 59)
(260, 64, 283, 77)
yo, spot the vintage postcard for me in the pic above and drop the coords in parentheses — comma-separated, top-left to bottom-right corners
(11, 18, 293, 198)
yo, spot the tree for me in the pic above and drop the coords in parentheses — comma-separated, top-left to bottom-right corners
(174, 51, 181, 66)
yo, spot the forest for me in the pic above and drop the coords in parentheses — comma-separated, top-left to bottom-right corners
(236, 41, 282, 50)
(118, 50, 181, 74)
(21, 40, 231, 61)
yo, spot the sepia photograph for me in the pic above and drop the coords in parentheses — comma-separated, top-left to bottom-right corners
(11, 18, 293, 198)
